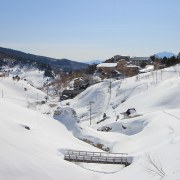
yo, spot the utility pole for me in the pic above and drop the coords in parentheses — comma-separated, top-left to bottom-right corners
(156, 71, 158, 82)
(89, 101, 94, 126)
(46, 78, 49, 102)
(46, 87, 49, 102)
(109, 77, 112, 98)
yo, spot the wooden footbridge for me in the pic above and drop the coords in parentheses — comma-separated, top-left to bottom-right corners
(64, 150, 133, 167)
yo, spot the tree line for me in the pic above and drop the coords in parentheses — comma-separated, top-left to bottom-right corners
(150, 52, 180, 67)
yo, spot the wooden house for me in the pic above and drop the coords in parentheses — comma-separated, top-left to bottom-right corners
(96, 63, 117, 73)
(60, 90, 84, 100)
(74, 78, 90, 90)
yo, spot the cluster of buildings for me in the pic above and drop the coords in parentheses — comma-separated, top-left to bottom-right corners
(60, 55, 157, 101)
(60, 77, 91, 100)
(96, 55, 154, 79)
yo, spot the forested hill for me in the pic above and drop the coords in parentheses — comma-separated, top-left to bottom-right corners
(0, 47, 88, 71)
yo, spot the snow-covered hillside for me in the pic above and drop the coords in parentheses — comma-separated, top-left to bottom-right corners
(1, 64, 180, 179)
(0, 76, 102, 180)
(65, 64, 180, 179)
(3, 65, 49, 88)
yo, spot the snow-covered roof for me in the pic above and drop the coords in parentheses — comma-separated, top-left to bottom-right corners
(139, 65, 154, 73)
(96, 63, 117, 68)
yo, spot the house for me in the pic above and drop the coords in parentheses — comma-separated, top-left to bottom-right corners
(116, 59, 128, 72)
(74, 78, 90, 90)
(96, 63, 117, 74)
(116, 60, 141, 77)
(60, 90, 84, 100)
(130, 57, 151, 66)
(125, 65, 141, 76)
(96, 63, 119, 78)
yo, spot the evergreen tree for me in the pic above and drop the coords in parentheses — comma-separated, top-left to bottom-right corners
(178, 52, 180, 59)
(150, 55, 156, 62)
(86, 64, 97, 74)
(44, 64, 53, 77)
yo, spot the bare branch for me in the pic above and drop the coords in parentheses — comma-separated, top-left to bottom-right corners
(144, 154, 165, 178)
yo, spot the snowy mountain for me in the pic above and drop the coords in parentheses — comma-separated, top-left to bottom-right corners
(154, 51, 177, 58)
(85, 60, 103, 65)
(1, 64, 180, 179)
(0, 47, 88, 71)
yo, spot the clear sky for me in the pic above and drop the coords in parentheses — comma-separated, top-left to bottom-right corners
(0, 0, 180, 61)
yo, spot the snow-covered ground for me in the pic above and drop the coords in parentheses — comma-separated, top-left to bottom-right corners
(3, 65, 49, 88)
(1, 64, 180, 179)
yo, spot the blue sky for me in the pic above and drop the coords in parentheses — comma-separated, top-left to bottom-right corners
(0, 0, 180, 61)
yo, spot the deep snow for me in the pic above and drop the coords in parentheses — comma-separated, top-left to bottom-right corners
(1, 64, 180, 179)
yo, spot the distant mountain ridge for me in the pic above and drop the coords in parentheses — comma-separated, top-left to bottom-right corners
(85, 60, 103, 65)
(0, 47, 88, 71)
(154, 51, 177, 58)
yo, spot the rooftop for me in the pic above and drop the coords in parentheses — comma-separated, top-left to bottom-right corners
(97, 63, 117, 68)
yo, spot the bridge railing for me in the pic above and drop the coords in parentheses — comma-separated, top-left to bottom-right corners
(64, 150, 133, 166)
(66, 149, 128, 157)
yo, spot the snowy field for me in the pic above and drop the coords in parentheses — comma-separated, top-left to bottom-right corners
(1, 64, 180, 179)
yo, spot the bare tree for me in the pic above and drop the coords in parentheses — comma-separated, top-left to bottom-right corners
(144, 154, 165, 178)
